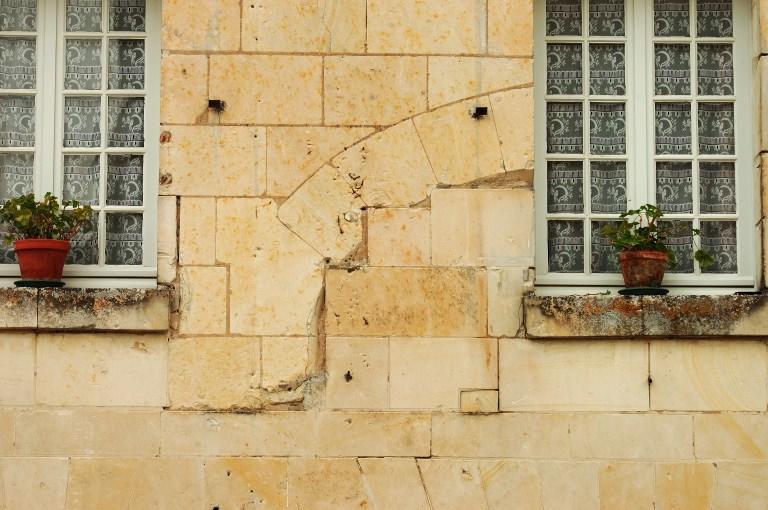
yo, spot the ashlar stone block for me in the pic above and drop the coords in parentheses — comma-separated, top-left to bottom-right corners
(179, 197, 216, 266)
(417, 459, 491, 510)
(325, 336, 389, 409)
(161, 54, 208, 124)
(695, 414, 768, 460)
(287, 458, 371, 510)
(488, 0, 534, 56)
(162, 0, 240, 51)
(156, 196, 177, 283)
(317, 412, 431, 457)
(460, 389, 499, 413)
(325, 267, 487, 337)
(0, 458, 68, 510)
(487, 267, 528, 337)
(655, 463, 714, 510)
(204, 458, 287, 510)
(358, 458, 431, 510)
(0, 333, 35, 405)
(179, 266, 227, 335)
(242, 0, 366, 53)
(367, 0, 487, 54)
(0, 411, 12, 454)
(368, 208, 430, 266)
(324, 56, 427, 126)
(431, 188, 534, 267)
(261, 336, 309, 390)
(0, 288, 36, 328)
(490, 87, 534, 171)
(332, 120, 436, 207)
(390, 337, 498, 410)
(711, 463, 768, 510)
(598, 463, 654, 510)
(209, 55, 322, 124)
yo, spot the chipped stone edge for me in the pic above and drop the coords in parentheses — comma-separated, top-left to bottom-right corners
(524, 294, 768, 339)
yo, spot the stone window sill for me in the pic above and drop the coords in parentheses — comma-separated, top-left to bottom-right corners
(524, 294, 767, 338)
(0, 287, 170, 331)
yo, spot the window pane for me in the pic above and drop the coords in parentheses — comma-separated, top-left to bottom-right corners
(590, 102, 625, 155)
(107, 154, 142, 206)
(698, 102, 734, 155)
(0, 95, 35, 147)
(65, 39, 102, 90)
(0, 38, 36, 89)
(0, 0, 36, 31)
(697, 44, 733, 96)
(701, 220, 737, 273)
(66, 0, 102, 32)
(591, 221, 620, 273)
(106, 213, 142, 265)
(655, 103, 691, 155)
(63, 154, 99, 205)
(107, 97, 143, 148)
(64, 96, 101, 148)
(589, 44, 625, 96)
(547, 161, 583, 213)
(589, 0, 624, 36)
(547, 102, 583, 154)
(655, 44, 690, 96)
(108, 39, 144, 89)
(654, 0, 690, 36)
(546, 0, 581, 36)
(590, 161, 626, 213)
(109, 0, 145, 32)
(700, 161, 735, 213)
(663, 220, 694, 273)
(656, 161, 693, 213)
(548, 220, 584, 273)
(547, 43, 582, 95)
(0, 152, 32, 201)
(66, 214, 98, 265)
(697, 0, 732, 37)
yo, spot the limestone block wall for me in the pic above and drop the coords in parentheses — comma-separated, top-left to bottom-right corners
(2, 0, 768, 508)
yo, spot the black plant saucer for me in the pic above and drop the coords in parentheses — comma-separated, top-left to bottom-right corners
(14, 280, 66, 288)
(618, 287, 669, 296)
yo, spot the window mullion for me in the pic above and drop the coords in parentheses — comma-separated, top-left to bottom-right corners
(38, 0, 59, 198)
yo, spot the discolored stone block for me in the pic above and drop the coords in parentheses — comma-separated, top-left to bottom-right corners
(0, 288, 36, 328)
(524, 295, 644, 338)
(204, 458, 287, 510)
(287, 458, 371, 510)
(160, 54, 208, 124)
(367, 208, 431, 267)
(643, 295, 768, 336)
(598, 463, 654, 510)
(655, 463, 715, 510)
(325, 336, 389, 409)
(695, 414, 768, 460)
(261, 336, 309, 390)
(711, 463, 768, 510)
(488, 0, 534, 56)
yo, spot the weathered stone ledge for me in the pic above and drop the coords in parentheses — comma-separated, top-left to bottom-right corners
(525, 294, 768, 338)
(0, 287, 170, 332)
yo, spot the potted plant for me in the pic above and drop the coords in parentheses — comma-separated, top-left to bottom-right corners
(0, 193, 93, 287)
(602, 204, 713, 293)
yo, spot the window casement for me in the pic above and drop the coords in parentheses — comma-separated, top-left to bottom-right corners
(0, 0, 159, 284)
(534, 0, 758, 289)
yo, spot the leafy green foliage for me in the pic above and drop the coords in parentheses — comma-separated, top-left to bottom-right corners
(601, 204, 713, 269)
(0, 193, 93, 245)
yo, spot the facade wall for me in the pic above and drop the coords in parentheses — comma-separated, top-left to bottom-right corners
(2, 0, 768, 507)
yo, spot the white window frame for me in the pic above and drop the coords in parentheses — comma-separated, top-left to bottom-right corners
(0, 0, 160, 286)
(534, 0, 759, 289)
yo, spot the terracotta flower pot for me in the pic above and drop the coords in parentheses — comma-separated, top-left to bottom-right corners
(14, 239, 70, 281)
(618, 250, 668, 288)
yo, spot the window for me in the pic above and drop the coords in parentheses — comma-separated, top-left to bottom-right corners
(0, 0, 159, 281)
(534, 0, 757, 288)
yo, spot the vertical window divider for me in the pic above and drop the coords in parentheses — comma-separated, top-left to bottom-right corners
(582, 0, 592, 275)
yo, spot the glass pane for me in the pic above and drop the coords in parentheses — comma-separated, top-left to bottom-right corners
(663, 221, 694, 273)
(655, 44, 691, 96)
(63, 154, 99, 205)
(0, 38, 36, 89)
(547, 102, 583, 154)
(697, 44, 733, 96)
(700, 161, 736, 213)
(698, 102, 734, 155)
(66, 0, 102, 32)
(589, 0, 624, 36)
(547, 161, 583, 213)
(108, 39, 144, 89)
(107, 97, 144, 148)
(655, 103, 691, 155)
(66, 214, 98, 265)
(656, 161, 693, 213)
(0, 95, 35, 148)
(590, 103, 625, 155)
(106, 213, 142, 265)
(65, 39, 102, 90)
(697, 0, 732, 37)
(654, 0, 690, 36)
(0, 0, 36, 31)
(0, 152, 32, 201)
(546, 0, 581, 36)
(547, 43, 582, 95)
(590, 161, 626, 213)
(107, 154, 142, 206)
(701, 220, 737, 273)
(591, 221, 620, 273)
(589, 44, 625, 96)
(548, 220, 584, 273)
(109, 0, 145, 32)
(64, 96, 101, 148)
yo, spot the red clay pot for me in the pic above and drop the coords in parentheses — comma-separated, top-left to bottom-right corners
(618, 250, 668, 288)
(14, 239, 70, 281)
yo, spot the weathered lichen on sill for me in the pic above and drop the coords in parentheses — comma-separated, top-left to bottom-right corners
(524, 293, 768, 338)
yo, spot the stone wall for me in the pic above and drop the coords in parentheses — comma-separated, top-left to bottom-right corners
(2, 0, 768, 508)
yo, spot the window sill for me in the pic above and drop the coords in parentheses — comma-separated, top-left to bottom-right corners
(524, 293, 768, 338)
(0, 286, 170, 332)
